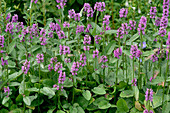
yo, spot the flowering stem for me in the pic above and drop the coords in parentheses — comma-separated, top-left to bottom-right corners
(138, 58, 141, 89)
(72, 75, 75, 104)
(38, 64, 41, 113)
(23, 74, 25, 112)
(116, 60, 118, 86)
(163, 51, 170, 103)
(133, 57, 134, 80)
(43, 0, 46, 26)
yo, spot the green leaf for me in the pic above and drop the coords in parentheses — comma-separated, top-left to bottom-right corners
(23, 96, 31, 106)
(117, 98, 129, 113)
(151, 76, 164, 85)
(8, 39, 16, 54)
(42, 79, 55, 87)
(16, 94, 23, 103)
(77, 106, 85, 113)
(16, 42, 26, 52)
(92, 87, 106, 95)
(77, 0, 83, 5)
(126, 33, 139, 45)
(153, 95, 162, 108)
(162, 102, 170, 113)
(120, 90, 134, 98)
(133, 86, 139, 101)
(2, 96, 10, 105)
(56, 110, 65, 113)
(82, 90, 91, 101)
(106, 40, 116, 55)
(105, 30, 117, 35)
(63, 77, 73, 87)
(40, 87, 55, 99)
(98, 100, 111, 109)
(143, 51, 154, 56)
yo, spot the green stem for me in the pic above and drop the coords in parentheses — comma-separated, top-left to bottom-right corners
(72, 75, 75, 104)
(133, 57, 134, 80)
(138, 58, 141, 89)
(38, 64, 41, 113)
(23, 74, 25, 113)
(116, 60, 118, 86)
(43, 0, 46, 26)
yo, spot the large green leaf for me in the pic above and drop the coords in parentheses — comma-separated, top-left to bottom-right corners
(8, 39, 16, 54)
(162, 102, 170, 113)
(82, 90, 91, 101)
(92, 87, 106, 95)
(2, 96, 10, 105)
(98, 100, 111, 109)
(116, 98, 129, 113)
(40, 87, 55, 99)
(23, 96, 31, 106)
(120, 90, 134, 98)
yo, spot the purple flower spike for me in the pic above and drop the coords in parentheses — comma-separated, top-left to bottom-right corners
(80, 53, 87, 67)
(76, 25, 84, 34)
(137, 16, 147, 35)
(71, 62, 80, 76)
(129, 20, 136, 30)
(155, 17, 161, 26)
(94, 2, 105, 12)
(95, 35, 101, 44)
(160, 17, 168, 28)
(54, 62, 62, 73)
(158, 27, 166, 37)
(4, 87, 10, 97)
(93, 50, 99, 58)
(130, 45, 142, 59)
(100, 55, 108, 63)
(145, 88, 153, 102)
(36, 54, 44, 63)
(68, 9, 75, 19)
(131, 78, 137, 86)
(0, 35, 5, 48)
(1, 57, 8, 66)
(12, 14, 18, 23)
(119, 8, 128, 18)
(114, 48, 122, 59)
(150, 7, 157, 19)
(22, 60, 30, 74)
(83, 35, 91, 45)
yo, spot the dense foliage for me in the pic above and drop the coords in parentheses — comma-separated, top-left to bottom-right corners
(0, 0, 170, 113)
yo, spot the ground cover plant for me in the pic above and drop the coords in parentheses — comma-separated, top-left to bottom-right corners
(0, 0, 170, 113)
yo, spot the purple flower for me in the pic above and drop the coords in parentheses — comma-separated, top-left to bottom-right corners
(12, 14, 18, 22)
(50, 57, 57, 64)
(22, 60, 30, 74)
(155, 17, 161, 26)
(53, 84, 59, 90)
(40, 28, 46, 36)
(39, 36, 47, 45)
(57, 31, 66, 39)
(36, 54, 44, 63)
(130, 45, 142, 59)
(16, 22, 24, 33)
(85, 24, 92, 33)
(93, 50, 99, 58)
(131, 78, 137, 86)
(74, 13, 80, 21)
(63, 22, 70, 28)
(4, 87, 10, 97)
(65, 58, 71, 63)
(58, 70, 66, 84)
(80, 53, 87, 67)
(56, 0, 67, 9)
(100, 55, 108, 63)
(84, 3, 91, 11)
(137, 16, 147, 35)
(143, 109, 154, 113)
(103, 15, 110, 26)
(150, 7, 157, 19)
(1, 57, 8, 66)
(48, 32, 53, 38)
(94, 2, 105, 12)
(54, 62, 62, 72)
(129, 20, 136, 30)
(48, 64, 53, 71)
(160, 16, 168, 28)
(83, 35, 91, 45)
(76, 25, 84, 34)
(150, 54, 158, 62)
(83, 46, 90, 51)
(71, 62, 80, 75)
(68, 9, 75, 19)
(121, 23, 129, 34)
(0, 35, 4, 48)
(116, 27, 124, 39)
(158, 27, 166, 37)
(162, 0, 169, 17)
(84, 3, 94, 17)
(101, 64, 108, 69)
(95, 35, 101, 44)
(49, 22, 56, 31)
(119, 8, 128, 18)
(59, 45, 70, 55)
(31, 0, 38, 4)
(114, 48, 122, 59)
(56, 23, 61, 32)
(5, 22, 14, 34)
(145, 88, 153, 102)
(6, 13, 11, 22)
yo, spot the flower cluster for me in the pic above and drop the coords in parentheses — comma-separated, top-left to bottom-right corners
(158, 27, 166, 37)
(162, 0, 169, 18)
(68, 9, 75, 19)
(22, 60, 30, 74)
(83, 35, 91, 51)
(63, 22, 70, 28)
(119, 8, 128, 18)
(137, 16, 147, 35)
(121, 23, 129, 35)
(0, 35, 4, 48)
(12, 14, 18, 23)
(56, 0, 67, 9)
(57, 70, 66, 90)
(130, 45, 142, 59)
(4, 86, 10, 97)
(85, 24, 92, 33)
(5, 22, 14, 34)
(116, 27, 124, 39)
(84, 3, 94, 17)
(31, 0, 38, 4)
(74, 13, 80, 21)
(16, 22, 24, 33)
(103, 15, 111, 31)
(94, 2, 105, 12)
(155, 17, 161, 26)
(36, 54, 44, 63)
(57, 31, 67, 39)
(160, 16, 168, 28)
(39, 36, 47, 45)
(100, 55, 108, 69)
(149, 7, 157, 19)
(114, 48, 122, 59)
(71, 62, 80, 75)
(1, 57, 8, 66)
(93, 50, 99, 58)
(65, 58, 71, 63)
(59, 45, 71, 55)
(76, 25, 84, 34)
(131, 78, 137, 86)
(55, 62, 62, 72)
(80, 53, 87, 66)
(129, 20, 136, 30)
(95, 35, 101, 44)
(145, 88, 153, 102)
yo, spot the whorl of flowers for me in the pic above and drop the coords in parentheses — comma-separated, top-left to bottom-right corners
(145, 88, 153, 102)
(22, 60, 30, 74)
(130, 45, 142, 59)
(137, 16, 147, 35)
(94, 2, 105, 12)
(119, 8, 128, 18)
(56, 0, 67, 9)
